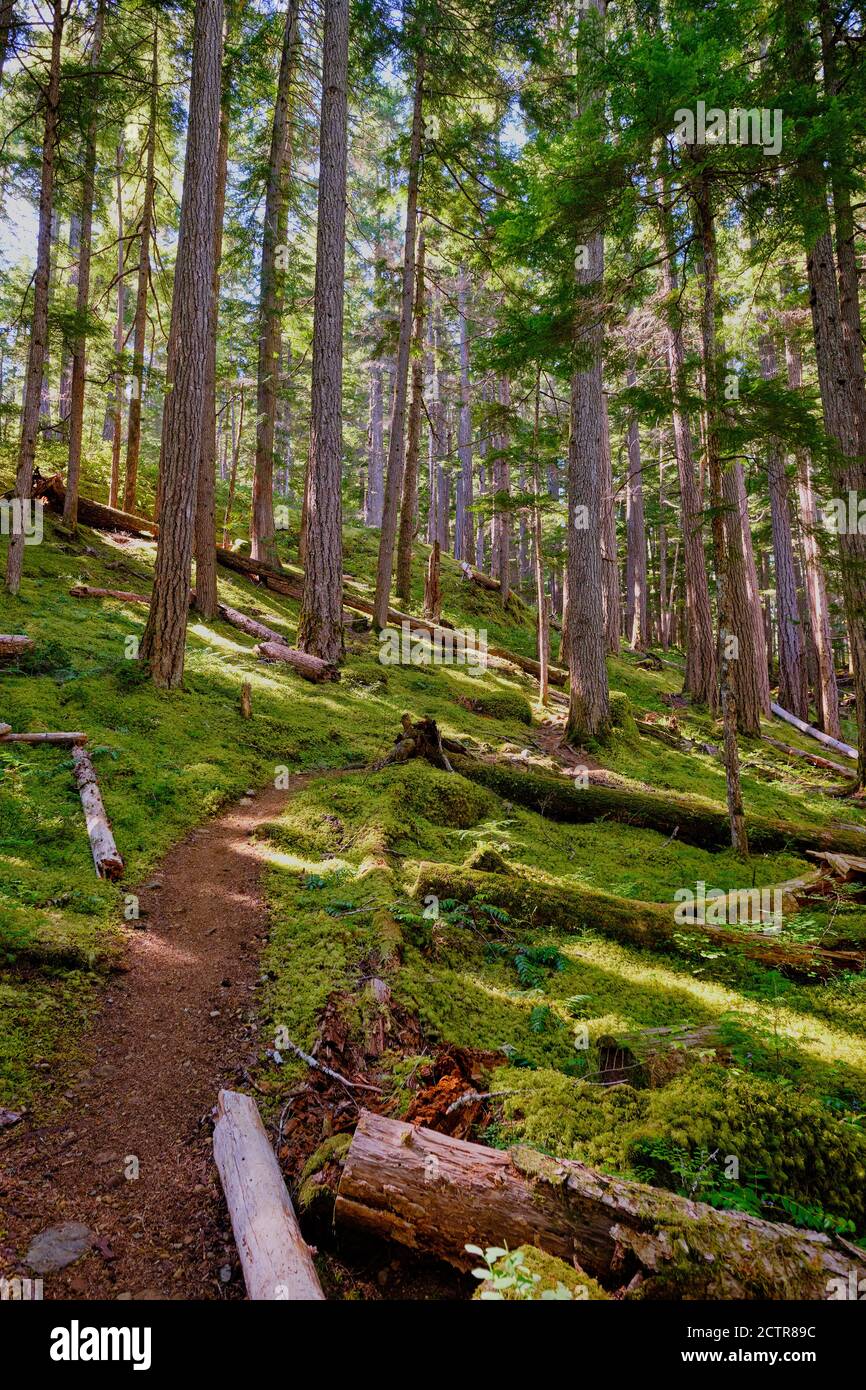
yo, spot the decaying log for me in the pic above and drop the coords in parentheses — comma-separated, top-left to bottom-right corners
(240, 682, 252, 719)
(71, 745, 124, 879)
(0, 724, 10, 738)
(460, 560, 499, 591)
(217, 602, 291, 647)
(34, 474, 158, 537)
(213, 1089, 325, 1301)
(412, 862, 860, 981)
(763, 735, 854, 779)
(487, 644, 568, 688)
(255, 640, 339, 682)
(71, 584, 150, 604)
(1, 730, 88, 745)
(771, 702, 857, 761)
(335, 1110, 866, 1299)
(215, 548, 304, 599)
(450, 754, 866, 858)
(806, 850, 866, 884)
(0, 634, 35, 658)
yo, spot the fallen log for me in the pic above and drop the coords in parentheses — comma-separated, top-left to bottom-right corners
(0, 634, 35, 658)
(71, 746, 124, 879)
(1, 730, 88, 745)
(256, 640, 339, 682)
(771, 702, 857, 761)
(488, 644, 568, 688)
(217, 602, 291, 647)
(0, 724, 10, 738)
(459, 560, 499, 591)
(335, 1110, 866, 1299)
(70, 584, 150, 604)
(763, 734, 854, 779)
(213, 1089, 325, 1301)
(34, 474, 158, 537)
(450, 754, 866, 858)
(412, 862, 860, 981)
(806, 850, 866, 884)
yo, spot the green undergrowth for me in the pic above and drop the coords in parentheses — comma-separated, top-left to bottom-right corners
(3, 509, 865, 1248)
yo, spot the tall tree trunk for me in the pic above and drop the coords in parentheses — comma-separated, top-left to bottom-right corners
(63, 0, 107, 529)
(222, 384, 244, 546)
(656, 164, 718, 708)
(296, 0, 348, 665)
(251, 0, 301, 567)
(456, 267, 473, 563)
(492, 376, 511, 601)
(109, 139, 126, 509)
(601, 395, 619, 651)
(723, 460, 771, 732)
(5, 0, 64, 595)
(373, 48, 424, 628)
(123, 21, 158, 513)
(566, 0, 609, 742)
(395, 227, 426, 603)
(693, 172, 747, 855)
(758, 323, 808, 717)
(789, 13, 866, 786)
(139, 0, 223, 687)
(193, 42, 231, 619)
(59, 213, 80, 438)
(532, 373, 549, 705)
(624, 368, 648, 649)
(785, 334, 840, 735)
(366, 361, 385, 526)
(0, 0, 17, 85)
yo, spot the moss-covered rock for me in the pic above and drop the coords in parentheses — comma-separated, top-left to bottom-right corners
(457, 691, 533, 726)
(463, 843, 512, 874)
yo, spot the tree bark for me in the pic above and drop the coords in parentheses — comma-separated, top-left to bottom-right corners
(296, 0, 348, 665)
(139, 0, 223, 688)
(456, 267, 473, 563)
(63, 0, 107, 530)
(373, 47, 424, 628)
(566, 0, 609, 743)
(109, 139, 126, 509)
(624, 366, 648, 648)
(251, 0, 301, 568)
(72, 746, 124, 880)
(656, 160, 718, 708)
(395, 226, 426, 603)
(4, 0, 64, 596)
(193, 49, 231, 620)
(122, 19, 159, 515)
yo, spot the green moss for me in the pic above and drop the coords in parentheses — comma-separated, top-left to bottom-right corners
(473, 1244, 610, 1300)
(457, 690, 533, 725)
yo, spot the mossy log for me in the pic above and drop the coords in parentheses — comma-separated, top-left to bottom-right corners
(412, 863, 863, 980)
(449, 755, 866, 858)
(487, 645, 568, 688)
(34, 474, 158, 536)
(2, 730, 88, 745)
(335, 1110, 866, 1298)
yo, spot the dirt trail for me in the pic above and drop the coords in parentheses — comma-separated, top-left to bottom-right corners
(0, 776, 309, 1300)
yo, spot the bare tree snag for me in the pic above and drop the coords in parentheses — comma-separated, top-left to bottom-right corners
(71, 746, 124, 880)
(213, 1090, 325, 1301)
(240, 682, 252, 719)
(256, 641, 338, 682)
(335, 1111, 865, 1298)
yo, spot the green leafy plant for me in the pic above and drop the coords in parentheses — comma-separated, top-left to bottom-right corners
(466, 1245, 574, 1301)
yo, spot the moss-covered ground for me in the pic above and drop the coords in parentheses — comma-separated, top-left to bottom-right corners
(2, 510, 865, 1245)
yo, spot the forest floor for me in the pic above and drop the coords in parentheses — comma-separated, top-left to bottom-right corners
(2, 511, 866, 1298)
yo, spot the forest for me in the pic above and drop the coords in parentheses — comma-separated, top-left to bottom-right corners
(1, 0, 866, 1331)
